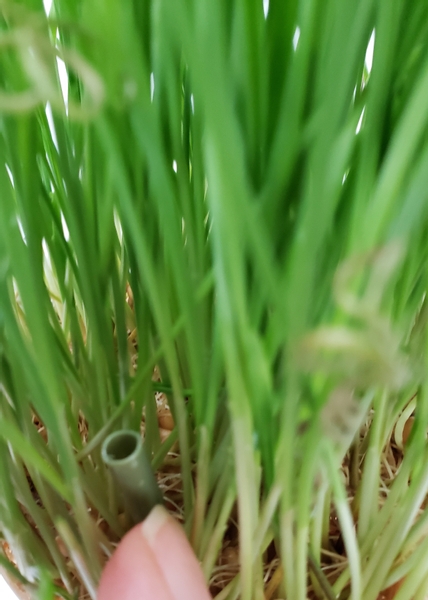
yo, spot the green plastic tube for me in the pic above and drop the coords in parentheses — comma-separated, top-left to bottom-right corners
(101, 430, 163, 523)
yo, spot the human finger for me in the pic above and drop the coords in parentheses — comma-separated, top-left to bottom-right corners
(141, 505, 212, 600)
(97, 511, 174, 600)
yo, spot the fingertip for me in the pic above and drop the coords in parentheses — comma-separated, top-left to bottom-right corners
(97, 520, 173, 600)
(141, 504, 170, 544)
(141, 506, 212, 600)
(98, 507, 211, 600)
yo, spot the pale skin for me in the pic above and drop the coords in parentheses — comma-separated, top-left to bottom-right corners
(98, 505, 212, 600)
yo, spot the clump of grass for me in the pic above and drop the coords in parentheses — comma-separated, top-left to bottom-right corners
(1, 1, 428, 599)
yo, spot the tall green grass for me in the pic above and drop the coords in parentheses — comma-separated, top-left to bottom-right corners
(1, 0, 428, 598)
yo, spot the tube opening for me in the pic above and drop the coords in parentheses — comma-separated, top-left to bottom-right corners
(103, 431, 140, 462)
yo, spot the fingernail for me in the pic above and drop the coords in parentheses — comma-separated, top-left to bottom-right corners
(141, 504, 169, 545)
